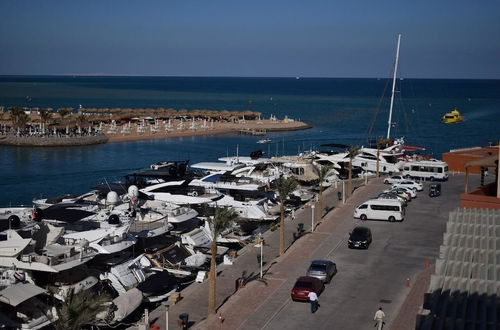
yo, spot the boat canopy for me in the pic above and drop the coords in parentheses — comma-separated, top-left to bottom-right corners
(0, 283, 46, 307)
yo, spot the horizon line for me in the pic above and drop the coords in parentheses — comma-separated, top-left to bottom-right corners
(0, 74, 499, 80)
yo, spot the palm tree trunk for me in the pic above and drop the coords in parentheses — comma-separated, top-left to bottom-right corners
(279, 202, 285, 256)
(348, 161, 353, 197)
(318, 185, 323, 220)
(208, 241, 217, 314)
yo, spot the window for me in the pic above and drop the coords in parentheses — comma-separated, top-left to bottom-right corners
(371, 204, 399, 211)
(358, 204, 368, 209)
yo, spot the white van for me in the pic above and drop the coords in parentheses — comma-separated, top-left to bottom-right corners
(354, 199, 405, 222)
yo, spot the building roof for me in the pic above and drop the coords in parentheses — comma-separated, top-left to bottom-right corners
(465, 154, 499, 168)
(417, 208, 500, 330)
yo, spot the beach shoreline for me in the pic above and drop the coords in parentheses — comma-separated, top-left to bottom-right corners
(105, 119, 311, 143)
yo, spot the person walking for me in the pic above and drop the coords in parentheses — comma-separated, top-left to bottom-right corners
(308, 291, 319, 313)
(374, 307, 386, 330)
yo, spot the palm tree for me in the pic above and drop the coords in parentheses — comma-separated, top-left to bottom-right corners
(347, 146, 361, 197)
(58, 108, 72, 122)
(207, 206, 239, 315)
(314, 164, 334, 220)
(275, 176, 298, 256)
(54, 289, 110, 330)
(76, 114, 87, 134)
(9, 107, 24, 124)
(376, 136, 389, 177)
(39, 109, 52, 133)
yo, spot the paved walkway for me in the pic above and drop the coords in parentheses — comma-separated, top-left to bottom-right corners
(138, 178, 366, 329)
(389, 265, 434, 330)
(196, 178, 383, 330)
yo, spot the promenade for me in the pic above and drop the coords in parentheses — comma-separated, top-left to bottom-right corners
(137, 173, 471, 330)
(138, 178, 368, 329)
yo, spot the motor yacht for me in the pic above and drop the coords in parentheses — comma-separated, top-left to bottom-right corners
(0, 227, 98, 273)
(99, 253, 178, 303)
(0, 282, 58, 329)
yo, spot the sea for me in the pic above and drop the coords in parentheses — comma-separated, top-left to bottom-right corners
(1, 76, 499, 205)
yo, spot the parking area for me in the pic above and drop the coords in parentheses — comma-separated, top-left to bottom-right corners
(243, 174, 474, 330)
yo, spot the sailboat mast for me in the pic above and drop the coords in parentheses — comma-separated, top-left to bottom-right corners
(386, 34, 401, 140)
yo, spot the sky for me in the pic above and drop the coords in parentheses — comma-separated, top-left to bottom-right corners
(0, 0, 499, 79)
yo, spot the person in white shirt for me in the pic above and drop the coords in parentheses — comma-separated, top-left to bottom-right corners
(374, 307, 386, 330)
(308, 291, 319, 313)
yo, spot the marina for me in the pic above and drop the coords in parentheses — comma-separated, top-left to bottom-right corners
(0, 136, 465, 328)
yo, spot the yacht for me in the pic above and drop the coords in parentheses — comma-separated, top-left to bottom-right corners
(99, 253, 178, 303)
(0, 227, 98, 273)
(353, 147, 404, 174)
(0, 282, 58, 329)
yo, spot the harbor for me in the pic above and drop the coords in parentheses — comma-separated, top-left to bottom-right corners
(0, 136, 468, 329)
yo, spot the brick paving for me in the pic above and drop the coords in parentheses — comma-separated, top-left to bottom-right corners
(389, 265, 434, 330)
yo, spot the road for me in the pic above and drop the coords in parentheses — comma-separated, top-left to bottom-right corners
(242, 174, 470, 330)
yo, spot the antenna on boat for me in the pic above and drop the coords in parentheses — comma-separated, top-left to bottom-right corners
(387, 33, 401, 140)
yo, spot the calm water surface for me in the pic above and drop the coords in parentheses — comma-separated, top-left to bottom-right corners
(1, 77, 499, 204)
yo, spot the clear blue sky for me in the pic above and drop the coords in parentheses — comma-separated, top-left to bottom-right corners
(1, 0, 499, 78)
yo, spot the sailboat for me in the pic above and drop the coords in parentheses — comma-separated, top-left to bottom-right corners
(354, 34, 406, 174)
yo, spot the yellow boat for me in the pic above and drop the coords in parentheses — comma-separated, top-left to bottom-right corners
(442, 109, 464, 124)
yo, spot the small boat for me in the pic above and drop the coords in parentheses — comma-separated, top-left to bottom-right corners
(442, 109, 464, 124)
(257, 138, 271, 144)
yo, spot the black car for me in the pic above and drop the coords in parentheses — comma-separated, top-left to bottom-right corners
(348, 226, 372, 249)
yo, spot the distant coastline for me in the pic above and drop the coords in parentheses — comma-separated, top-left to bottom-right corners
(0, 106, 310, 147)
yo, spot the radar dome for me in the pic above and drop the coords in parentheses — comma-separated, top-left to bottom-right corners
(128, 185, 139, 198)
(106, 191, 119, 205)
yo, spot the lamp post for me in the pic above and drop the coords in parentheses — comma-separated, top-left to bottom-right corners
(342, 181, 346, 204)
(311, 204, 315, 232)
(259, 232, 263, 278)
(165, 304, 170, 330)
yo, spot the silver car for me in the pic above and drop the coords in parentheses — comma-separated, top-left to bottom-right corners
(306, 260, 337, 283)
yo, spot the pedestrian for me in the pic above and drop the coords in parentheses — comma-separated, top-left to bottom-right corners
(373, 307, 386, 330)
(308, 291, 319, 313)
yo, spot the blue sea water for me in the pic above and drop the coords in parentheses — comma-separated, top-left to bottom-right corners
(0, 76, 499, 205)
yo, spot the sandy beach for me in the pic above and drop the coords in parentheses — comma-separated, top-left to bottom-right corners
(105, 119, 311, 143)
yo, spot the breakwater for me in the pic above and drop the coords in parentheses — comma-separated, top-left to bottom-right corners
(0, 134, 108, 147)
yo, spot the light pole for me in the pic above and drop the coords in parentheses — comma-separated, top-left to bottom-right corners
(311, 204, 315, 232)
(163, 301, 169, 330)
(259, 232, 264, 278)
(342, 180, 346, 204)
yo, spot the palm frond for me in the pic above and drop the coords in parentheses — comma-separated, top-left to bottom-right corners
(208, 206, 239, 237)
(348, 146, 361, 159)
(54, 289, 111, 330)
(314, 164, 334, 184)
(275, 177, 298, 203)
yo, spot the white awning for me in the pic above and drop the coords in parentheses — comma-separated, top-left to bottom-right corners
(0, 283, 47, 306)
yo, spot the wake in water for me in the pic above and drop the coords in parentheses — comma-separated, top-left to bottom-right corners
(463, 106, 500, 120)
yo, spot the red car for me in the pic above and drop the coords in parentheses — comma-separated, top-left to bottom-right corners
(291, 276, 325, 302)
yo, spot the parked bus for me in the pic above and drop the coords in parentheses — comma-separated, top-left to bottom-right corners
(401, 160, 448, 181)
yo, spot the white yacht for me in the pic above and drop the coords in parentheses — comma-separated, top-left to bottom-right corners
(0, 282, 58, 329)
(0, 227, 98, 273)
(99, 253, 178, 303)
(62, 224, 136, 255)
(353, 147, 404, 174)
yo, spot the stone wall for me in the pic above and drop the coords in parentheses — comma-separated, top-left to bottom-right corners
(0, 134, 108, 147)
